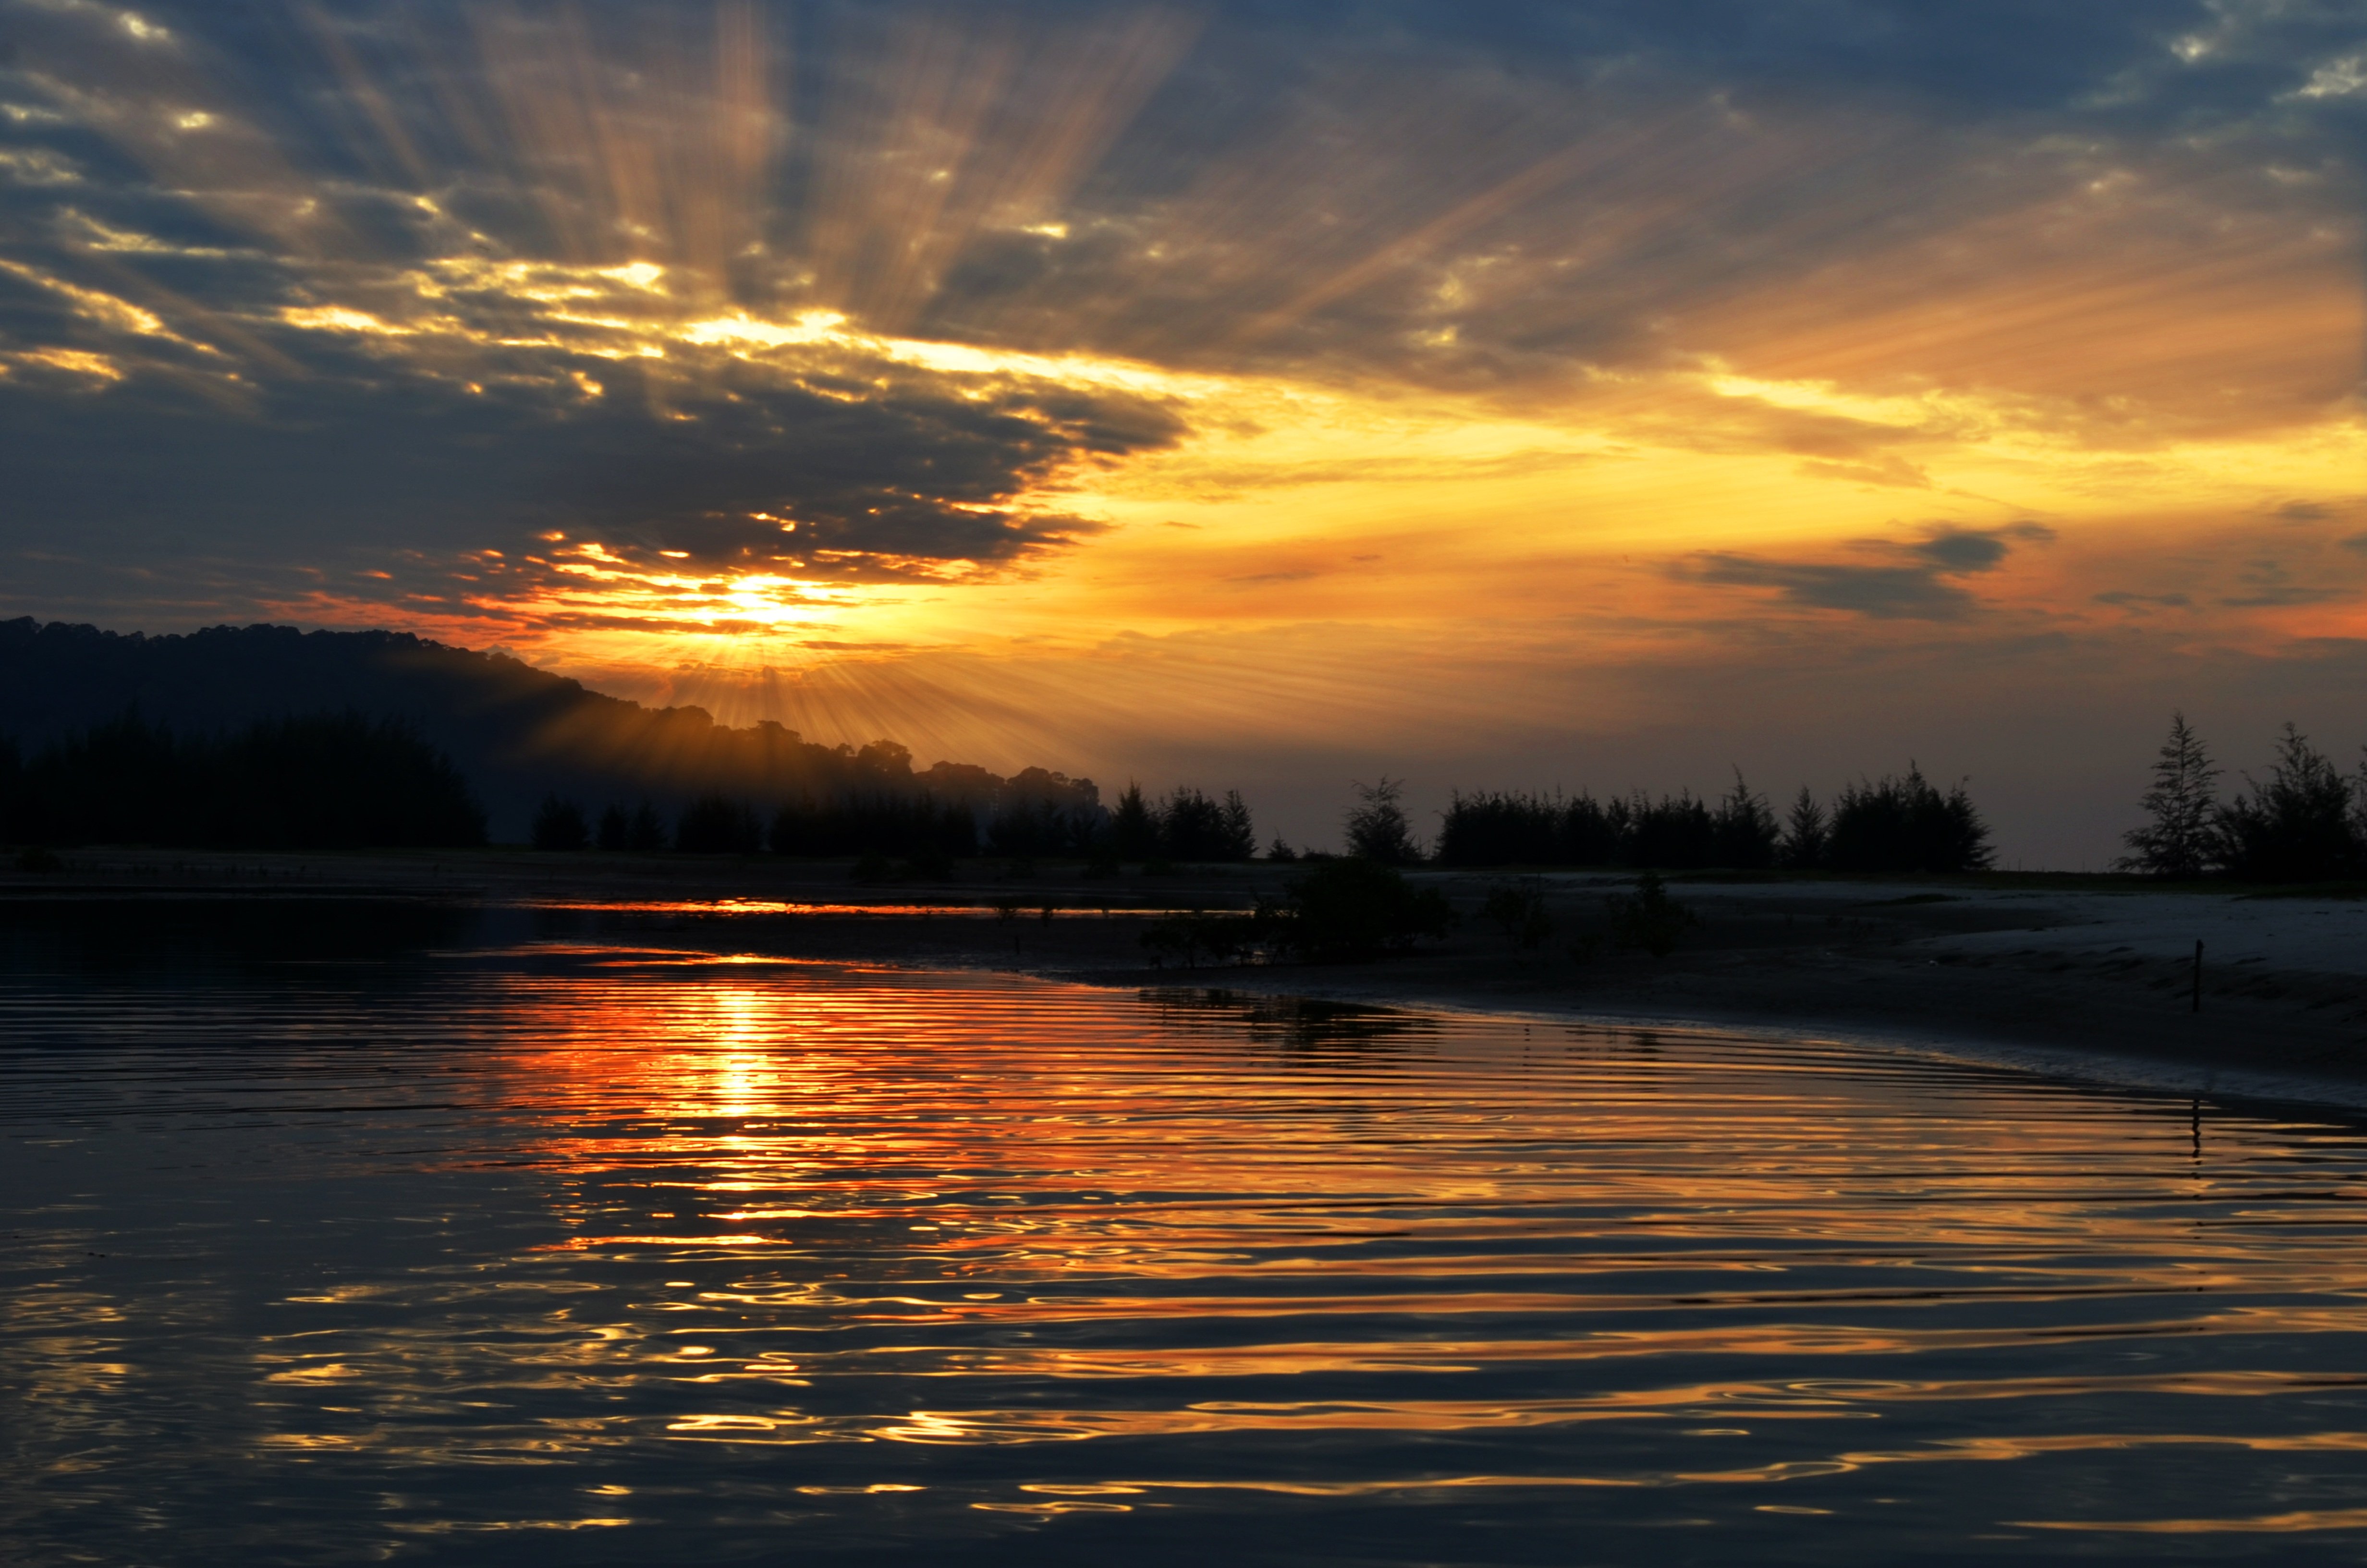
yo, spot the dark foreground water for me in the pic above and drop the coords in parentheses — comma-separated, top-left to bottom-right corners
(7, 903, 2367, 1564)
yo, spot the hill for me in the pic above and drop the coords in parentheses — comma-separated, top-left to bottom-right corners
(0, 619, 1098, 844)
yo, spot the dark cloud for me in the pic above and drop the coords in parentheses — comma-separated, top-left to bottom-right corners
(0, 0, 2354, 625)
(2094, 589, 2193, 609)
(1675, 523, 2052, 620)
(2218, 557, 2355, 608)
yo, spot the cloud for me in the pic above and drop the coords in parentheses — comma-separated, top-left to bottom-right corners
(1795, 454, 1934, 489)
(1674, 523, 2053, 620)
(2093, 590, 2192, 609)
(2218, 556, 2355, 608)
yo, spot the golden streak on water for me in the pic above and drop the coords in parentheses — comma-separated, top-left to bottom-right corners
(10, 946, 2367, 1559)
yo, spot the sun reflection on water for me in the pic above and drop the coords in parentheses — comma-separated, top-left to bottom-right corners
(10, 951, 2367, 1560)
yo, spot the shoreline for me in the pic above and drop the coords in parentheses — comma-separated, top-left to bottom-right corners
(11, 846, 2367, 1112)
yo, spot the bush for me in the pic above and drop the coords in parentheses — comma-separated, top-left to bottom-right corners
(1140, 910, 1261, 968)
(1270, 857, 1452, 960)
(1480, 880, 1554, 949)
(1604, 870, 1695, 958)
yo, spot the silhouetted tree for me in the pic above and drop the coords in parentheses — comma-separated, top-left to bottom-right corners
(1152, 786, 1255, 862)
(2115, 711, 2219, 878)
(1625, 790, 1716, 868)
(1220, 789, 1256, 860)
(1267, 835, 1298, 862)
(532, 794, 589, 851)
(677, 794, 762, 854)
(1111, 782, 1158, 860)
(1436, 790, 1561, 865)
(1, 709, 483, 849)
(1345, 777, 1421, 863)
(2217, 723, 2357, 882)
(596, 803, 630, 851)
(1781, 786, 1827, 869)
(1709, 770, 1780, 868)
(1825, 765, 1992, 874)
(626, 798, 666, 851)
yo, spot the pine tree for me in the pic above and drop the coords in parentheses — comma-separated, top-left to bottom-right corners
(1219, 790, 1256, 860)
(1111, 782, 1158, 859)
(2115, 712, 2219, 878)
(1781, 786, 1826, 869)
(2218, 723, 2358, 882)
(1344, 777, 1420, 863)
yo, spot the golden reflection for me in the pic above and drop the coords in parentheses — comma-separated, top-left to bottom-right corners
(18, 960, 2367, 1551)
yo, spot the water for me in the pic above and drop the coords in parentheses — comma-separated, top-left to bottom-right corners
(8, 902, 2367, 1564)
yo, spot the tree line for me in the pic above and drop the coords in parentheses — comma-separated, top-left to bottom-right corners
(0, 711, 486, 849)
(529, 778, 1261, 863)
(1424, 767, 1993, 874)
(2119, 714, 2367, 882)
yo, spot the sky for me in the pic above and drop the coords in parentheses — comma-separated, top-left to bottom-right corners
(0, 0, 2363, 863)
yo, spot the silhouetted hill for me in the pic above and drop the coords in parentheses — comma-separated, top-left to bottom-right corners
(0, 619, 1099, 843)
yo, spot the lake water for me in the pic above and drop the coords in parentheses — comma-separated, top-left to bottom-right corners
(8, 900, 2367, 1564)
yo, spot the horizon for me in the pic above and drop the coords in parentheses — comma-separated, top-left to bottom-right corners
(2, 3, 2364, 868)
(5, 609, 2351, 869)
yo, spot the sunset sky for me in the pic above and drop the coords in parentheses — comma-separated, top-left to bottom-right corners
(1, 0, 2362, 861)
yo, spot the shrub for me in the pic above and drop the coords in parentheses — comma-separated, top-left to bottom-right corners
(1605, 870, 1695, 958)
(1270, 857, 1452, 960)
(1480, 880, 1554, 949)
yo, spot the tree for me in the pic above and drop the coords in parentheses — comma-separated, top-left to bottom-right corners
(1111, 781, 1158, 859)
(1825, 765, 1993, 874)
(1781, 786, 1827, 869)
(2115, 712, 2218, 878)
(1709, 770, 1780, 868)
(1344, 776, 1421, 863)
(2217, 723, 2358, 882)
(531, 794, 589, 851)
(676, 794, 762, 854)
(1219, 789, 1257, 860)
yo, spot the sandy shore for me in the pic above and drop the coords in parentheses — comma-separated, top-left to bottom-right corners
(10, 847, 2367, 1108)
